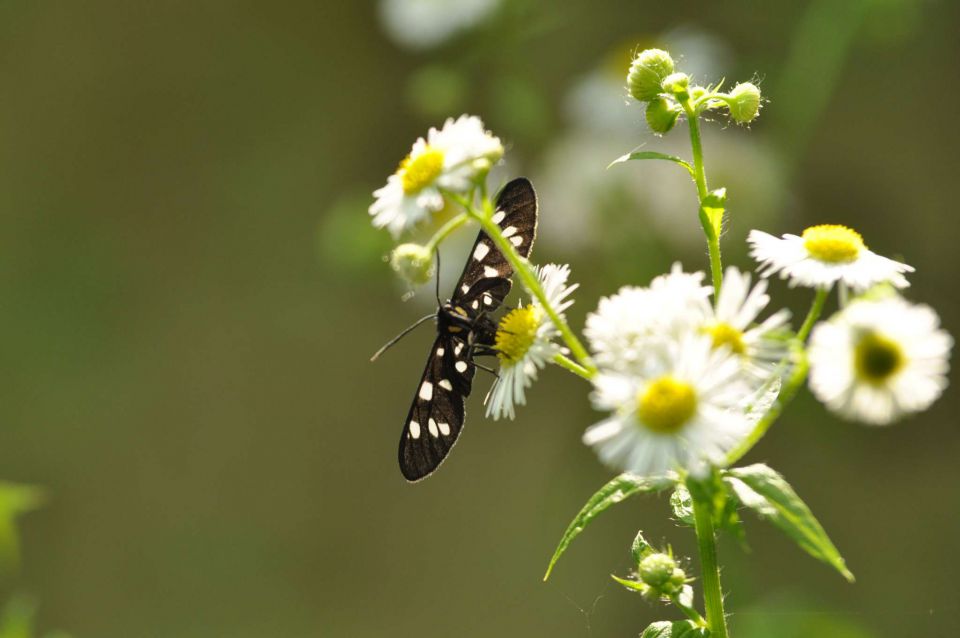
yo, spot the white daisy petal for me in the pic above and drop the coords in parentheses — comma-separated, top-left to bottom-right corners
(808, 295, 952, 425)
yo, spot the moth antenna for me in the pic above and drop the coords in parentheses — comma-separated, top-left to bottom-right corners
(370, 313, 436, 362)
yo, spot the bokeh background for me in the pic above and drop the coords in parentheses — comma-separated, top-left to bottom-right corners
(0, 1, 957, 636)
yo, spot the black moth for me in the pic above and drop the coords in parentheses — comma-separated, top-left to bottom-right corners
(398, 178, 538, 482)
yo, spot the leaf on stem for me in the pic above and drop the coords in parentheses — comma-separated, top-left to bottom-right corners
(641, 620, 710, 638)
(725, 464, 854, 582)
(608, 151, 694, 176)
(543, 473, 675, 580)
(699, 188, 726, 237)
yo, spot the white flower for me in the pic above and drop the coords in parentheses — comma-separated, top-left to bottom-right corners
(370, 115, 503, 237)
(485, 264, 578, 420)
(379, 0, 501, 50)
(748, 225, 913, 291)
(703, 266, 791, 378)
(584, 264, 711, 374)
(808, 295, 952, 425)
(583, 335, 760, 477)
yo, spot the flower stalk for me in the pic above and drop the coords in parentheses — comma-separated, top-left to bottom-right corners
(691, 492, 729, 638)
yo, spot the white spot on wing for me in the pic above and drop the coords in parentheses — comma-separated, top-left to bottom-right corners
(436, 347, 444, 356)
(455, 361, 468, 373)
(454, 343, 464, 355)
(510, 235, 523, 247)
(438, 422, 451, 436)
(409, 421, 421, 439)
(419, 381, 433, 401)
(471, 300, 479, 309)
(473, 243, 490, 261)
(502, 226, 518, 238)
(428, 418, 439, 437)
(438, 379, 453, 391)
(483, 294, 493, 305)
(492, 211, 506, 224)
(483, 266, 498, 278)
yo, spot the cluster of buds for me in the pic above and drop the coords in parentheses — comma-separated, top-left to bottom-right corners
(613, 531, 692, 603)
(627, 48, 762, 133)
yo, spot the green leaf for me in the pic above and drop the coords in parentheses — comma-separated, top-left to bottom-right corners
(543, 474, 675, 580)
(631, 530, 654, 566)
(611, 573, 648, 594)
(699, 188, 726, 237)
(670, 485, 694, 526)
(608, 150, 694, 176)
(0, 483, 45, 574)
(641, 620, 710, 638)
(725, 464, 854, 582)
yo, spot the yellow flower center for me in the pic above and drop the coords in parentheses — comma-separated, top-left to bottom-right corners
(854, 331, 904, 384)
(399, 147, 445, 194)
(704, 322, 746, 355)
(495, 306, 541, 364)
(636, 376, 698, 434)
(802, 224, 865, 263)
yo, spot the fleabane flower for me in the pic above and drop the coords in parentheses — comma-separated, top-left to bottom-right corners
(485, 264, 578, 420)
(583, 335, 760, 478)
(370, 115, 503, 237)
(584, 264, 711, 374)
(808, 295, 952, 425)
(748, 225, 913, 291)
(702, 266, 791, 378)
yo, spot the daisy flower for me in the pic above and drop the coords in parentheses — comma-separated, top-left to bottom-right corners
(369, 115, 503, 237)
(584, 264, 712, 374)
(748, 225, 913, 291)
(702, 266, 791, 378)
(485, 264, 578, 420)
(808, 295, 952, 425)
(583, 334, 759, 478)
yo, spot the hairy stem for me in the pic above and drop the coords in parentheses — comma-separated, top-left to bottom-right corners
(682, 100, 723, 300)
(692, 494, 729, 638)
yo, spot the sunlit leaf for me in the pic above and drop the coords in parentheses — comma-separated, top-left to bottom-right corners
(543, 474, 675, 580)
(641, 620, 710, 638)
(725, 464, 854, 582)
(670, 485, 694, 526)
(608, 150, 694, 176)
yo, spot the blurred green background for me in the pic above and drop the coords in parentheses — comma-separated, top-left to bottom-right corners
(0, 1, 957, 636)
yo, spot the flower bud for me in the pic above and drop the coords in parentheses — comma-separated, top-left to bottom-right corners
(645, 98, 680, 134)
(661, 72, 690, 100)
(638, 552, 687, 597)
(627, 49, 675, 102)
(726, 82, 762, 123)
(390, 243, 434, 285)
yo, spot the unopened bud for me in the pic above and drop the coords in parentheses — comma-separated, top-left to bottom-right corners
(726, 82, 762, 123)
(390, 243, 434, 285)
(661, 73, 690, 100)
(645, 98, 681, 134)
(627, 49, 675, 102)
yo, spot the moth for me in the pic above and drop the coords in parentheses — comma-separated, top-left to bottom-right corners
(388, 178, 538, 482)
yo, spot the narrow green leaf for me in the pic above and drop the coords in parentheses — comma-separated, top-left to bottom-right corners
(608, 150, 694, 175)
(699, 187, 726, 236)
(543, 474, 675, 580)
(641, 620, 710, 638)
(725, 464, 854, 582)
(611, 574, 648, 594)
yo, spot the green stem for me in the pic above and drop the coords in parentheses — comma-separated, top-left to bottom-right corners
(724, 286, 829, 466)
(552, 353, 592, 381)
(470, 203, 597, 375)
(682, 100, 723, 300)
(671, 594, 707, 627)
(425, 212, 470, 253)
(692, 494, 728, 638)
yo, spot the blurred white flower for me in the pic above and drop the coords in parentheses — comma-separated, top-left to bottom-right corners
(808, 295, 952, 425)
(583, 334, 759, 478)
(486, 264, 578, 420)
(748, 225, 913, 291)
(703, 266, 791, 378)
(370, 115, 503, 237)
(379, 0, 500, 50)
(584, 264, 711, 374)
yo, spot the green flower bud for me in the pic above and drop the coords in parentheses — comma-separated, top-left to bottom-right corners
(645, 98, 681, 134)
(627, 49, 675, 102)
(661, 72, 690, 100)
(390, 243, 434, 285)
(638, 553, 677, 588)
(726, 82, 762, 123)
